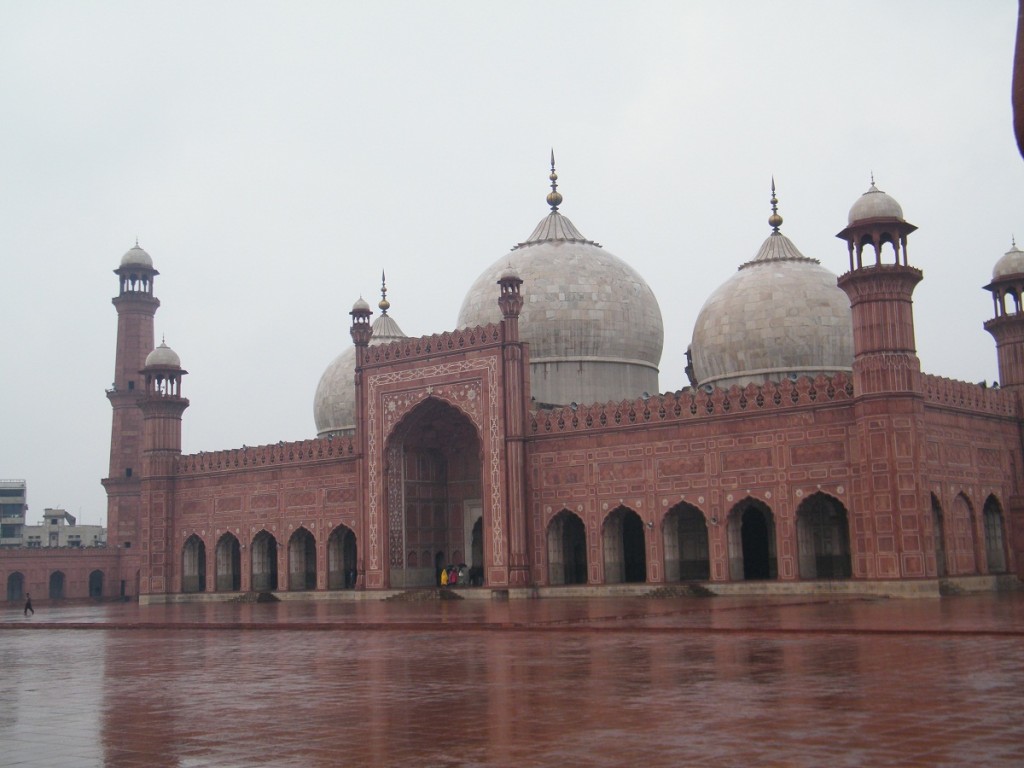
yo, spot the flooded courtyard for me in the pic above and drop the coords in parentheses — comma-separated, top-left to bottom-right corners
(2, 593, 1023, 767)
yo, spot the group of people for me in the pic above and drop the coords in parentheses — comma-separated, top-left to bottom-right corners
(439, 564, 464, 587)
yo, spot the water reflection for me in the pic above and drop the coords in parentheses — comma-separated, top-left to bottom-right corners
(0, 595, 1019, 766)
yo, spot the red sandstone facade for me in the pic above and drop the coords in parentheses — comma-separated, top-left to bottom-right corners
(3, 206, 1024, 605)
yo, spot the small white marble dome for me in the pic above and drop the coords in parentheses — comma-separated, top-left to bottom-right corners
(352, 296, 370, 313)
(121, 244, 154, 268)
(457, 183, 663, 406)
(691, 222, 853, 390)
(993, 241, 1024, 279)
(848, 182, 904, 225)
(145, 340, 181, 369)
(314, 307, 407, 437)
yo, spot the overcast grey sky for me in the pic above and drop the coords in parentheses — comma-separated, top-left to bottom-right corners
(2, 1, 1022, 526)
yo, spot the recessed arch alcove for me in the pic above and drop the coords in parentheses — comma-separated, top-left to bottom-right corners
(385, 397, 483, 588)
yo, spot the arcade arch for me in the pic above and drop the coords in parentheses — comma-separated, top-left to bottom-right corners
(216, 533, 241, 592)
(931, 494, 947, 578)
(950, 493, 977, 575)
(328, 525, 357, 589)
(983, 495, 1007, 573)
(6, 572, 24, 602)
(384, 397, 483, 588)
(795, 493, 851, 579)
(288, 527, 317, 591)
(603, 506, 646, 584)
(663, 502, 709, 581)
(88, 570, 104, 598)
(547, 510, 588, 585)
(251, 530, 279, 592)
(727, 498, 777, 581)
(182, 534, 206, 593)
(49, 571, 65, 599)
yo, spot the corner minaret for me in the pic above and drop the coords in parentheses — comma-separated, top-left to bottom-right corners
(137, 339, 189, 597)
(836, 180, 930, 581)
(836, 180, 923, 395)
(984, 239, 1024, 390)
(102, 243, 160, 552)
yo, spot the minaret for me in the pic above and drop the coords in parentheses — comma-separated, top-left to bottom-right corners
(836, 180, 923, 395)
(137, 339, 189, 597)
(498, 263, 530, 585)
(349, 296, 373, 589)
(836, 180, 930, 580)
(102, 243, 159, 553)
(984, 239, 1024, 390)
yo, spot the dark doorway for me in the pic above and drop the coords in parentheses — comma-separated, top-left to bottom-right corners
(738, 505, 776, 580)
(7, 572, 24, 602)
(49, 571, 65, 599)
(288, 528, 317, 591)
(182, 534, 207, 593)
(603, 506, 647, 584)
(216, 533, 242, 591)
(251, 531, 279, 592)
(328, 526, 357, 589)
(89, 570, 104, 598)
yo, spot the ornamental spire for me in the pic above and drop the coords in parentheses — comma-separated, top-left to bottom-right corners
(378, 270, 390, 314)
(768, 176, 783, 233)
(546, 149, 562, 212)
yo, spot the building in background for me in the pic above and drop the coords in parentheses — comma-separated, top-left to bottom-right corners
(22, 508, 106, 549)
(0, 480, 27, 548)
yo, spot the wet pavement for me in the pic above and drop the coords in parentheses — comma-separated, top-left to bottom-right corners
(2, 592, 1023, 767)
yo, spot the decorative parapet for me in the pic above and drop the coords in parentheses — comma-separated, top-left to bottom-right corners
(920, 373, 1018, 416)
(176, 436, 356, 475)
(360, 324, 503, 367)
(529, 373, 855, 435)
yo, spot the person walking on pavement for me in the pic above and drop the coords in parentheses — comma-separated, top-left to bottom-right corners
(23, 592, 34, 616)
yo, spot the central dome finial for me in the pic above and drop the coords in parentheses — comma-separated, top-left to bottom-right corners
(546, 149, 562, 212)
(378, 270, 390, 315)
(768, 176, 783, 233)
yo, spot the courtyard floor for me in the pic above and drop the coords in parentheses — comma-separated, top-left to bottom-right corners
(1, 591, 1023, 767)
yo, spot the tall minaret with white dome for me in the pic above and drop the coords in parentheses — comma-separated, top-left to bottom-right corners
(984, 240, 1024, 390)
(102, 243, 160, 558)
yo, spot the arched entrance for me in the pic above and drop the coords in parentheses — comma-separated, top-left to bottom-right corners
(251, 531, 279, 592)
(49, 571, 65, 599)
(216, 533, 242, 592)
(385, 398, 483, 588)
(6, 572, 24, 602)
(983, 495, 1007, 573)
(932, 494, 947, 578)
(182, 534, 206, 593)
(328, 525, 357, 589)
(547, 510, 588, 585)
(950, 493, 977, 575)
(88, 570, 104, 598)
(663, 503, 709, 581)
(728, 499, 777, 580)
(795, 493, 851, 579)
(603, 506, 647, 584)
(288, 527, 317, 591)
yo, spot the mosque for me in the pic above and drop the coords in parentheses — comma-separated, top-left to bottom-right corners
(3, 162, 1023, 603)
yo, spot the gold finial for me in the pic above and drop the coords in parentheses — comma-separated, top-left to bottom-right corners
(1013, 235, 1018, 249)
(135, 237, 139, 248)
(378, 270, 390, 314)
(546, 149, 562, 212)
(768, 176, 783, 233)
(161, 333, 166, 345)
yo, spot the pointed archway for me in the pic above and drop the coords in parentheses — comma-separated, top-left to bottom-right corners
(49, 571, 66, 599)
(216, 533, 242, 592)
(603, 506, 647, 584)
(663, 502, 709, 581)
(251, 530, 279, 592)
(795, 493, 851, 579)
(932, 493, 947, 578)
(385, 397, 483, 588)
(950, 493, 977, 575)
(983, 495, 1007, 573)
(7, 572, 24, 602)
(547, 510, 588, 585)
(328, 525, 358, 589)
(89, 570, 104, 598)
(288, 527, 317, 591)
(182, 534, 207, 593)
(727, 498, 777, 580)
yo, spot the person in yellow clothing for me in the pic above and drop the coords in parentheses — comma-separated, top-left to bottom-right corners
(440, 568, 449, 587)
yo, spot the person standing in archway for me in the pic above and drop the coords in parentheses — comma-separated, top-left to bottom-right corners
(23, 592, 33, 616)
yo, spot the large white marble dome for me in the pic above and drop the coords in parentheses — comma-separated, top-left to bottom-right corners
(457, 172, 664, 406)
(690, 201, 853, 390)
